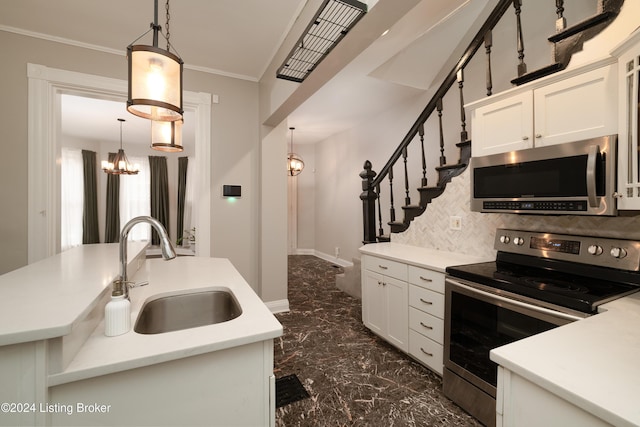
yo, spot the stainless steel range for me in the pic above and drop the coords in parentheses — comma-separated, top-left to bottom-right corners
(443, 229, 640, 426)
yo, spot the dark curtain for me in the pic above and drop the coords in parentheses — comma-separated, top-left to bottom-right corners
(104, 152, 120, 243)
(82, 150, 100, 244)
(177, 157, 188, 245)
(149, 156, 170, 245)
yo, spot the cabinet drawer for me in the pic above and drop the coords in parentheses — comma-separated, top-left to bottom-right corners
(408, 265, 444, 293)
(363, 256, 408, 281)
(409, 307, 444, 344)
(409, 330, 443, 375)
(409, 285, 444, 319)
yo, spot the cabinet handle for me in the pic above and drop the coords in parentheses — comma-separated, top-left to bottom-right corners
(419, 276, 432, 282)
(419, 298, 433, 305)
(377, 281, 382, 286)
(419, 322, 433, 330)
(378, 265, 388, 270)
(420, 348, 433, 357)
(522, 135, 529, 140)
(535, 133, 542, 138)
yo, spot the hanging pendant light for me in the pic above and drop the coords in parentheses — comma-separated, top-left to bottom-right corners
(151, 119, 183, 152)
(287, 127, 304, 176)
(127, 0, 183, 122)
(102, 119, 140, 175)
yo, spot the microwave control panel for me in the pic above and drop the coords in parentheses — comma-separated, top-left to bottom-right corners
(482, 200, 588, 212)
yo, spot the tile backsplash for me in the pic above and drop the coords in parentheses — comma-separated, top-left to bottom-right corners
(393, 168, 640, 259)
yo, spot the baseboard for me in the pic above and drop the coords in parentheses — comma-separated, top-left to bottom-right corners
(265, 299, 290, 314)
(293, 248, 354, 268)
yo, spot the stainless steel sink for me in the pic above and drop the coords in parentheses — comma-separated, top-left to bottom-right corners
(134, 290, 242, 334)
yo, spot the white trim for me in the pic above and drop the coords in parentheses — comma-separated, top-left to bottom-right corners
(1, 26, 259, 82)
(293, 249, 354, 268)
(27, 63, 213, 262)
(264, 299, 290, 314)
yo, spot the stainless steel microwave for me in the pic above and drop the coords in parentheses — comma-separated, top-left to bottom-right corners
(470, 135, 617, 215)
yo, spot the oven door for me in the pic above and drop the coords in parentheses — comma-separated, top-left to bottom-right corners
(444, 277, 581, 398)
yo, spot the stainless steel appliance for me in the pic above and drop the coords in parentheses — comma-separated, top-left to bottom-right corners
(471, 135, 617, 215)
(443, 229, 640, 426)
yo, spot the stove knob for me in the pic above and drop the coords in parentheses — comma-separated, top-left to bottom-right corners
(587, 245, 603, 256)
(513, 237, 524, 246)
(610, 247, 628, 259)
(500, 235, 510, 244)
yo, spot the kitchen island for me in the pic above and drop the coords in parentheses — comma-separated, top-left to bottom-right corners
(491, 292, 640, 427)
(0, 244, 282, 426)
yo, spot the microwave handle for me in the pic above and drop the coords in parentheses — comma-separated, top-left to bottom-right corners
(586, 145, 599, 208)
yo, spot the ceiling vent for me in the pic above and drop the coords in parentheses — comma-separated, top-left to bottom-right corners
(276, 0, 367, 83)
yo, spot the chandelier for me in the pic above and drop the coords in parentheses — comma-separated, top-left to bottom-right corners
(127, 0, 183, 123)
(287, 127, 304, 176)
(102, 119, 140, 175)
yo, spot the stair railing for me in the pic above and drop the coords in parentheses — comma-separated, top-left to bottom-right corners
(360, 0, 513, 244)
(360, 0, 623, 244)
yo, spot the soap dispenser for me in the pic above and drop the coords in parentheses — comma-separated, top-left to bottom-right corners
(104, 281, 131, 337)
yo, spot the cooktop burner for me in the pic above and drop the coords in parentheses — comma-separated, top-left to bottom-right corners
(447, 229, 640, 314)
(447, 259, 640, 314)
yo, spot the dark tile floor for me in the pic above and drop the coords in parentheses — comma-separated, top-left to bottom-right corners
(274, 255, 481, 427)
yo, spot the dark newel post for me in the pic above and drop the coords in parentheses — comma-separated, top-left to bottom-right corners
(360, 161, 377, 244)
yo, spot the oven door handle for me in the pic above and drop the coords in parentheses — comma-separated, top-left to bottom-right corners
(447, 278, 585, 323)
(586, 145, 599, 208)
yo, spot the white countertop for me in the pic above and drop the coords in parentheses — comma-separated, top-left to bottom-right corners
(359, 242, 493, 272)
(0, 243, 146, 346)
(491, 292, 640, 427)
(49, 256, 283, 387)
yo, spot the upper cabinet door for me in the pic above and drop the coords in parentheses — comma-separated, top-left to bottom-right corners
(615, 32, 640, 210)
(534, 64, 617, 148)
(471, 91, 534, 157)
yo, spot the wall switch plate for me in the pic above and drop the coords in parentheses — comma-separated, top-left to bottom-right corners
(449, 216, 462, 230)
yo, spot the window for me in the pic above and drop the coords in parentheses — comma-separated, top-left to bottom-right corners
(61, 148, 84, 251)
(119, 156, 151, 241)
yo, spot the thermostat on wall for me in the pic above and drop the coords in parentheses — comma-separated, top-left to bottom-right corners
(223, 185, 241, 198)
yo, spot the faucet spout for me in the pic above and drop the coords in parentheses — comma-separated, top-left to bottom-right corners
(115, 216, 176, 298)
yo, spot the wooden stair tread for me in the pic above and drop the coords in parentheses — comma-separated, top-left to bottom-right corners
(436, 162, 468, 172)
(511, 62, 564, 86)
(548, 11, 617, 43)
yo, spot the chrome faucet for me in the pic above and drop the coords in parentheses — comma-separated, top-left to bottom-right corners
(113, 216, 177, 299)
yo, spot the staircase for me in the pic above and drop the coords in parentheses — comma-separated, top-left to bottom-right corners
(360, 0, 624, 244)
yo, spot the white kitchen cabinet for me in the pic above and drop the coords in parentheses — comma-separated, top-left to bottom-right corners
(613, 30, 640, 210)
(407, 265, 445, 375)
(496, 366, 608, 427)
(471, 62, 617, 157)
(362, 256, 408, 352)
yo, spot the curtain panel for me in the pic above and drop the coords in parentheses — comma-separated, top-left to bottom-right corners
(104, 152, 120, 243)
(81, 150, 100, 244)
(149, 156, 170, 245)
(177, 157, 188, 245)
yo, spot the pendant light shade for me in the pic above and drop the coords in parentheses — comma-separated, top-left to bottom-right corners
(287, 127, 304, 176)
(102, 119, 140, 175)
(127, 0, 183, 122)
(151, 119, 183, 152)
(127, 45, 183, 121)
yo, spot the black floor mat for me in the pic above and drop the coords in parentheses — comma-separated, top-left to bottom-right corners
(275, 374, 310, 408)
